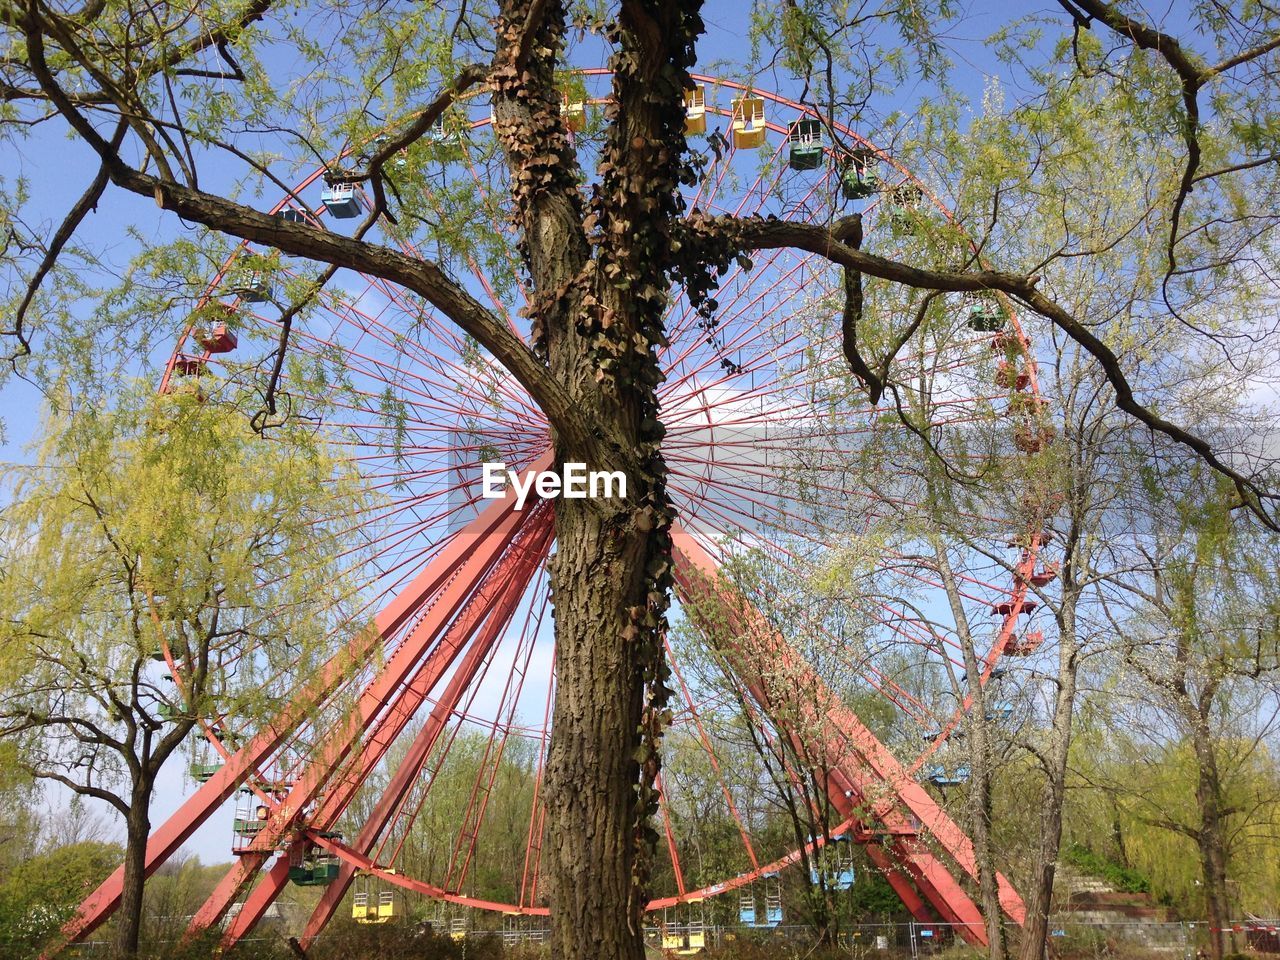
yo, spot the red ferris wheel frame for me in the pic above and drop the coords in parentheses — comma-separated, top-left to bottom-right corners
(47, 73, 1052, 957)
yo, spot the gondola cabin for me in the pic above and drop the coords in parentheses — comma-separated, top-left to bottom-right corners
(196, 322, 237, 354)
(996, 361, 1030, 391)
(684, 86, 706, 135)
(172, 355, 205, 377)
(787, 118, 823, 170)
(189, 762, 221, 783)
(352, 874, 397, 923)
(991, 599, 1038, 616)
(228, 272, 272, 303)
(927, 765, 970, 788)
(763, 872, 783, 925)
(1006, 630, 1044, 656)
(1029, 563, 1059, 586)
(290, 854, 339, 886)
(426, 115, 450, 143)
(663, 900, 707, 954)
(321, 182, 361, 219)
(730, 96, 766, 149)
(967, 304, 1005, 332)
(840, 150, 880, 199)
(888, 182, 925, 226)
(1014, 424, 1056, 454)
(561, 93, 586, 132)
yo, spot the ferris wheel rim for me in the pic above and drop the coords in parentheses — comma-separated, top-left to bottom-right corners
(153, 69, 1050, 920)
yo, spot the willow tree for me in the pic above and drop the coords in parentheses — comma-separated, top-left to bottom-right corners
(1087, 469, 1280, 960)
(3, 3, 1280, 960)
(0, 384, 367, 958)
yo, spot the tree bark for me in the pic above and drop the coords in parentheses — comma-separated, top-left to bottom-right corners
(489, 1, 698, 954)
(1190, 711, 1231, 960)
(115, 788, 152, 959)
(1016, 591, 1080, 960)
(543, 490, 655, 960)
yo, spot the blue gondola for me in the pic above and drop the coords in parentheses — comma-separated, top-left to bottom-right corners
(926, 765, 970, 788)
(809, 834, 856, 891)
(321, 182, 361, 218)
(762, 871, 782, 926)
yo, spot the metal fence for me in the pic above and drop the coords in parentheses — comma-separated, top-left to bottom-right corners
(61, 918, 1280, 957)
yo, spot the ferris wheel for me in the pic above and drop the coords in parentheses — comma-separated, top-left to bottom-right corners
(60, 72, 1056, 953)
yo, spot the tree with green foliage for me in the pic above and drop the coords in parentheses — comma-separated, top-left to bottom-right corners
(3, 3, 1280, 959)
(0, 384, 368, 958)
(0, 840, 122, 959)
(1077, 469, 1280, 959)
(0, 741, 41, 879)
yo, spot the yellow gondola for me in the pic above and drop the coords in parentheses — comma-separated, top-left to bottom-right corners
(351, 872, 397, 924)
(684, 86, 706, 135)
(730, 96, 765, 149)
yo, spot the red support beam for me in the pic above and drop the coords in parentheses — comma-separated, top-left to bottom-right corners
(184, 494, 548, 936)
(670, 526, 1026, 943)
(220, 513, 553, 948)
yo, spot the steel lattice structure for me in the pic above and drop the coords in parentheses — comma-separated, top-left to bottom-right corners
(51, 73, 1057, 955)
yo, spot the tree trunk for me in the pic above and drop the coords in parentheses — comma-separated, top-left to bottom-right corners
(1190, 713, 1231, 960)
(488, 3, 698, 955)
(969, 715, 1007, 960)
(114, 793, 151, 959)
(935, 541, 1006, 960)
(543, 491, 655, 960)
(1016, 599, 1079, 960)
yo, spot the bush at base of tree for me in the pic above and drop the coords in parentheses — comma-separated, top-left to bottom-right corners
(0, 840, 121, 958)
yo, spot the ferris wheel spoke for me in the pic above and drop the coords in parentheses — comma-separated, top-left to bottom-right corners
(440, 580, 549, 893)
(661, 242, 808, 379)
(518, 646, 556, 910)
(661, 142, 803, 353)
